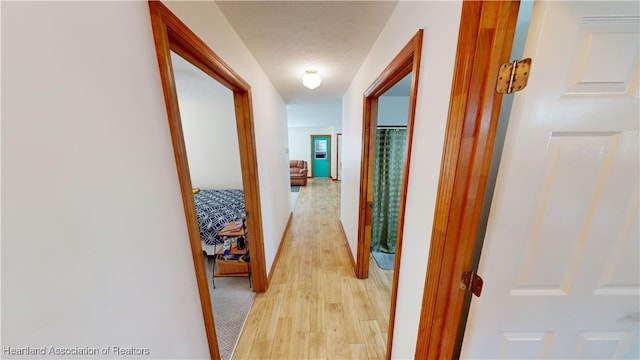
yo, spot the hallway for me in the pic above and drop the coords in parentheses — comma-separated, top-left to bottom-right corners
(233, 178, 394, 359)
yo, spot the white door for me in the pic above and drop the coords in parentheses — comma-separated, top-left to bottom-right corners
(462, 1, 640, 359)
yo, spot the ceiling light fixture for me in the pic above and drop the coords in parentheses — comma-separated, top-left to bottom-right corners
(302, 69, 321, 89)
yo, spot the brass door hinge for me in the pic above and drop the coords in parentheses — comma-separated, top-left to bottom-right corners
(460, 271, 484, 297)
(496, 58, 531, 94)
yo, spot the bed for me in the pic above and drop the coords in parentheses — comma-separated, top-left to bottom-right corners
(193, 189, 246, 255)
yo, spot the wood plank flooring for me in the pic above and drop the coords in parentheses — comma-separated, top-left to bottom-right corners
(233, 178, 394, 359)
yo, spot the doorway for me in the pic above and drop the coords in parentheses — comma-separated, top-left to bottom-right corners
(414, 2, 520, 357)
(148, 2, 267, 359)
(415, 1, 639, 358)
(171, 50, 254, 360)
(311, 134, 331, 178)
(355, 30, 423, 358)
(461, 1, 640, 358)
(371, 74, 412, 260)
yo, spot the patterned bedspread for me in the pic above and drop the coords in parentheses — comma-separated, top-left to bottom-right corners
(194, 189, 245, 246)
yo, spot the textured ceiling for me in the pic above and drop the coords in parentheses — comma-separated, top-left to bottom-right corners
(216, 1, 399, 104)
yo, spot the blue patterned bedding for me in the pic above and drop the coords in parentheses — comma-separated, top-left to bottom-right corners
(194, 189, 245, 246)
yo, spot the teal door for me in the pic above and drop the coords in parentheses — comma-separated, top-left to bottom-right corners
(311, 135, 331, 178)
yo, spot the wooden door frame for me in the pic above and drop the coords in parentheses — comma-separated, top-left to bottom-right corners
(309, 134, 332, 178)
(336, 132, 343, 181)
(355, 29, 423, 359)
(414, 1, 520, 358)
(148, 2, 268, 358)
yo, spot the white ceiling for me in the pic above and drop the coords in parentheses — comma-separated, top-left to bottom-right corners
(216, 1, 399, 104)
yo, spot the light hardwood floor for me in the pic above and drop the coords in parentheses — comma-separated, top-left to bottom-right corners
(233, 178, 394, 359)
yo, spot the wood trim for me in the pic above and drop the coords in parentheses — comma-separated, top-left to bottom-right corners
(336, 133, 343, 181)
(356, 95, 376, 279)
(339, 221, 357, 272)
(309, 134, 332, 178)
(233, 89, 268, 293)
(355, 29, 424, 360)
(414, 1, 520, 358)
(268, 212, 293, 283)
(148, 2, 268, 358)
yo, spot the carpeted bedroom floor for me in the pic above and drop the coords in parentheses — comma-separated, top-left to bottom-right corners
(205, 255, 255, 360)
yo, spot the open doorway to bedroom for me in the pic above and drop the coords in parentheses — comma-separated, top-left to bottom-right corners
(171, 51, 254, 360)
(148, 2, 267, 359)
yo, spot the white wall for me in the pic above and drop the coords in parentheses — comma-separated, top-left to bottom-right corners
(287, 100, 342, 128)
(289, 126, 330, 168)
(172, 52, 243, 190)
(378, 96, 409, 126)
(2, 0, 290, 356)
(162, 0, 290, 281)
(2, 2, 209, 357)
(340, 1, 463, 358)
